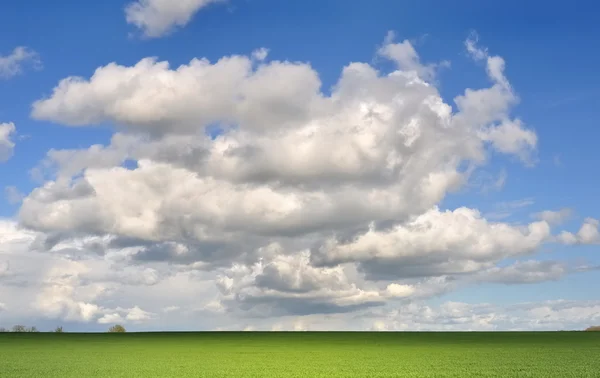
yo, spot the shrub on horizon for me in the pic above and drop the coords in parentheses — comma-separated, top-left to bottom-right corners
(108, 324, 126, 333)
(585, 325, 600, 331)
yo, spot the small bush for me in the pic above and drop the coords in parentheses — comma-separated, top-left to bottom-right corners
(108, 324, 126, 333)
(585, 325, 600, 331)
(54, 326, 64, 333)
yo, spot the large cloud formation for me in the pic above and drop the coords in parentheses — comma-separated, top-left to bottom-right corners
(2, 34, 596, 330)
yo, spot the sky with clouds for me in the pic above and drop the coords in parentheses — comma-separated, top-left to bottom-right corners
(0, 0, 599, 332)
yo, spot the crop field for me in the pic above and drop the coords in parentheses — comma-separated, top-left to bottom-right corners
(1, 332, 599, 377)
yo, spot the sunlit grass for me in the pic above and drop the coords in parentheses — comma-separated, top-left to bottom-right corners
(1, 332, 599, 377)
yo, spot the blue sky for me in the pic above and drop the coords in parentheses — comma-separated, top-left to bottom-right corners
(0, 0, 599, 331)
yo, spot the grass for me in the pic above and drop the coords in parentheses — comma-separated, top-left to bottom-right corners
(1, 332, 599, 377)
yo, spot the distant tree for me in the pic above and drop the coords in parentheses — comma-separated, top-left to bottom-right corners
(585, 326, 600, 331)
(26, 326, 39, 333)
(108, 324, 126, 333)
(12, 325, 26, 332)
(54, 326, 64, 333)
(0, 327, 7, 332)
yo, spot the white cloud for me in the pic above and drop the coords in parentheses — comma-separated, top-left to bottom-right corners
(0, 47, 40, 79)
(479, 119, 537, 164)
(26, 37, 538, 250)
(0, 123, 16, 162)
(558, 218, 600, 245)
(7, 34, 596, 328)
(32, 55, 322, 135)
(522, 300, 600, 329)
(533, 208, 572, 226)
(162, 305, 180, 313)
(377, 31, 447, 81)
(125, 306, 154, 322)
(312, 207, 551, 280)
(251, 48, 269, 62)
(215, 249, 391, 316)
(34, 259, 105, 322)
(0, 216, 596, 330)
(385, 283, 416, 298)
(366, 300, 600, 331)
(475, 260, 566, 285)
(125, 0, 226, 38)
(0, 220, 188, 326)
(98, 313, 123, 324)
(210, 299, 600, 332)
(462, 35, 537, 164)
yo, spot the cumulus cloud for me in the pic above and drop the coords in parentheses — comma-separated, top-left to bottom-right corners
(213, 246, 448, 316)
(216, 299, 600, 332)
(216, 260, 387, 316)
(31, 55, 323, 135)
(557, 218, 600, 245)
(533, 208, 573, 226)
(0, 216, 597, 329)
(10, 33, 594, 327)
(366, 300, 600, 331)
(377, 31, 448, 82)
(0, 123, 16, 162)
(0, 220, 180, 326)
(125, 0, 226, 38)
(98, 306, 154, 324)
(33, 263, 156, 324)
(0, 47, 40, 79)
(462, 36, 537, 164)
(312, 207, 551, 280)
(26, 35, 538, 249)
(479, 119, 537, 164)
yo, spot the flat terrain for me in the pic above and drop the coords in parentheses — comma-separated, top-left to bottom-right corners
(1, 332, 599, 377)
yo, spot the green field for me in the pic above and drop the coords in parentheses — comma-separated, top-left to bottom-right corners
(1, 332, 599, 377)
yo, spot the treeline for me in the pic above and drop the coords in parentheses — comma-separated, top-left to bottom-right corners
(0, 324, 127, 333)
(2, 324, 597, 332)
(0, 325, 44, 332)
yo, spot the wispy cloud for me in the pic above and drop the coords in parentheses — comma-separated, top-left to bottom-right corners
(484, 198, 535, 220)
(0, 47, 41, 79)
(4, 186, 25, 205)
